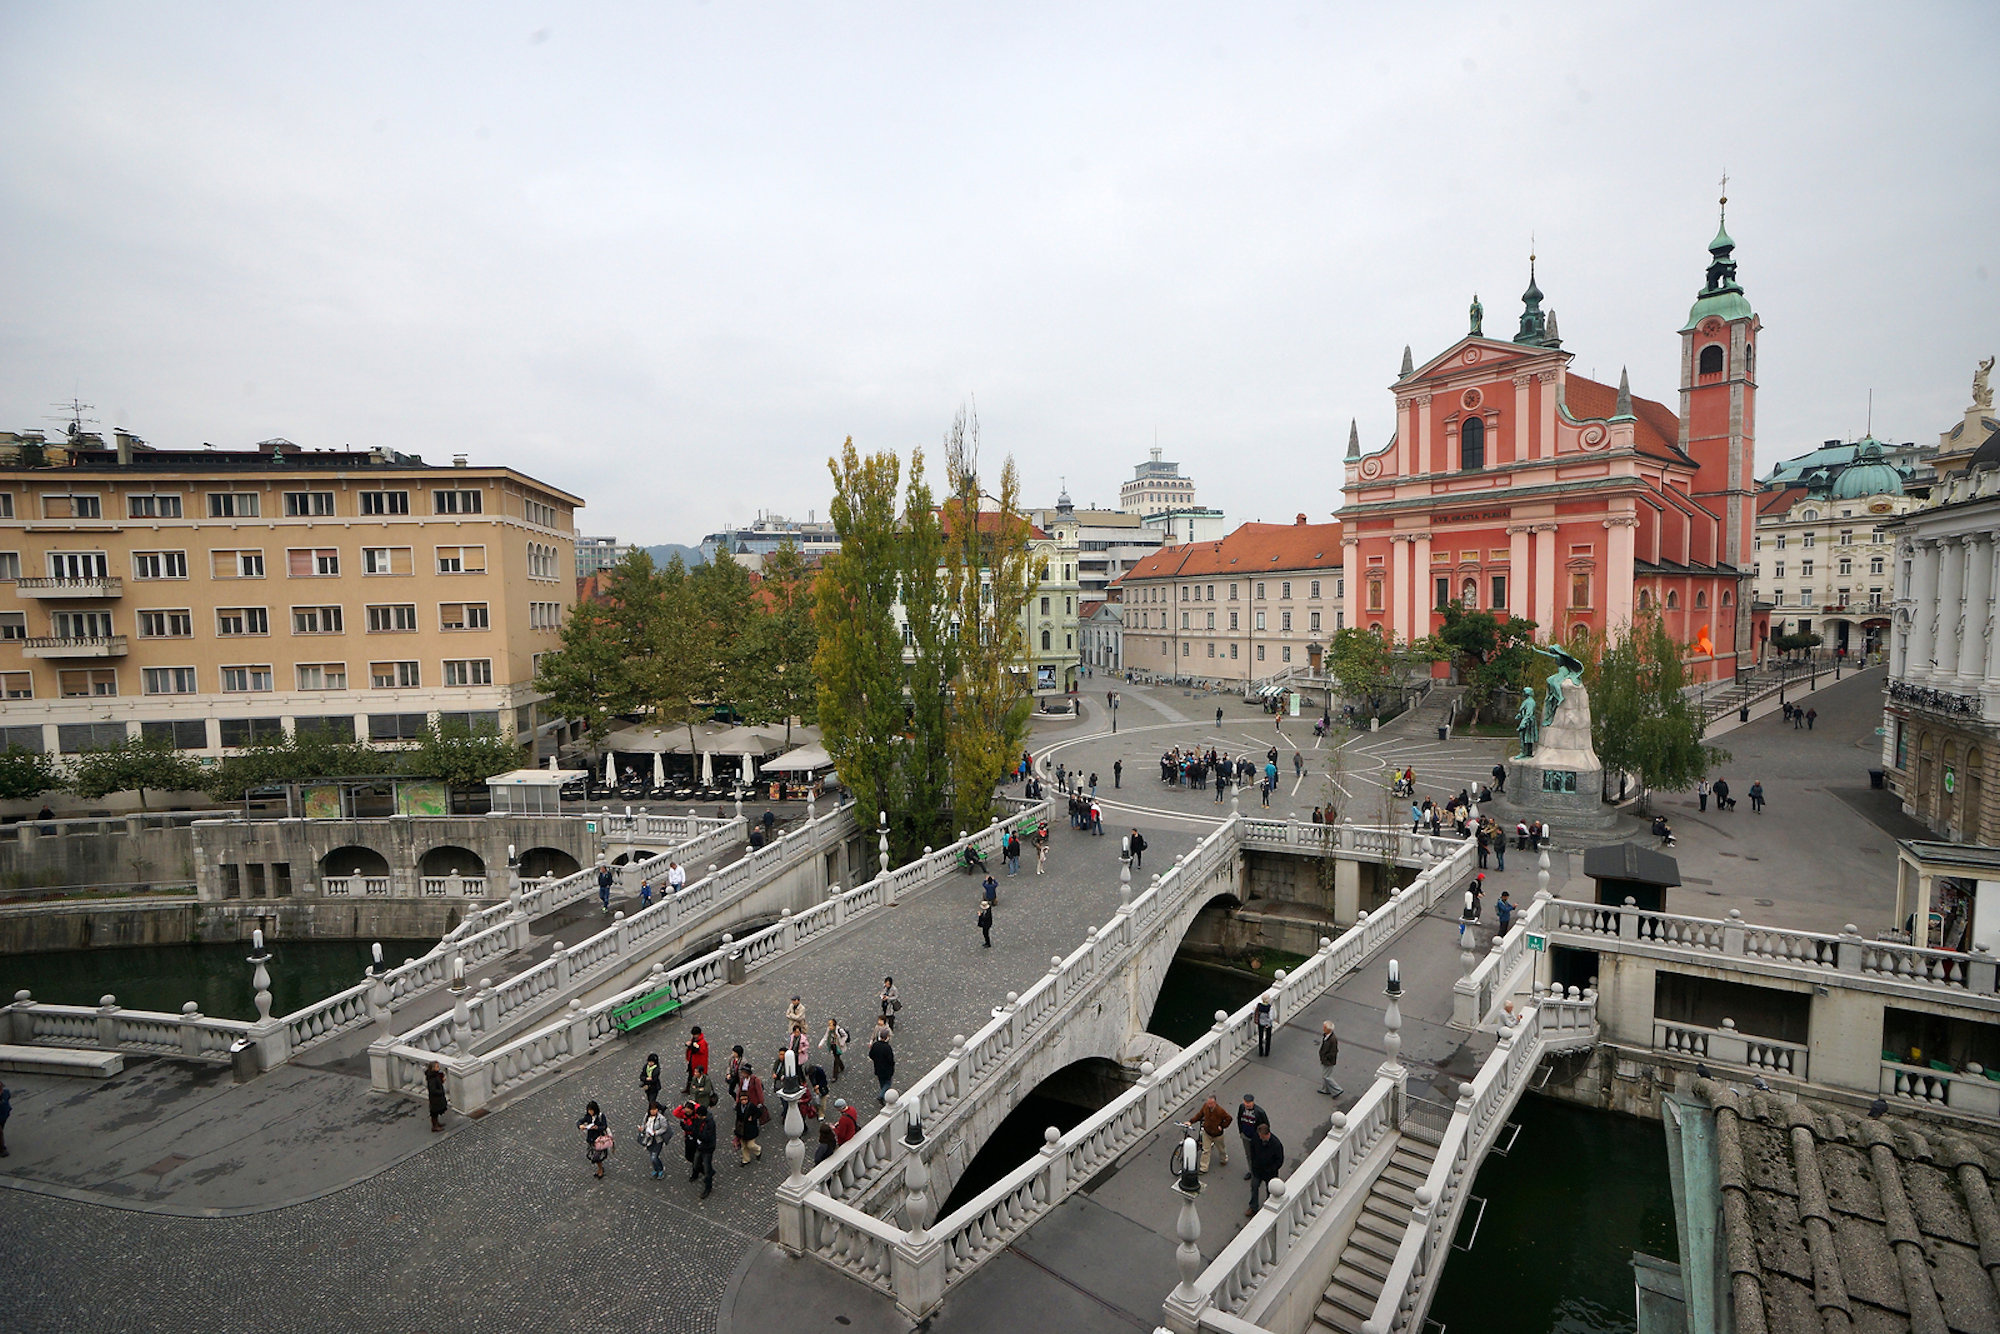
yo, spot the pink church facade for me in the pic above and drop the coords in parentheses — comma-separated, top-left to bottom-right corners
(1337, 220, 1761, 681)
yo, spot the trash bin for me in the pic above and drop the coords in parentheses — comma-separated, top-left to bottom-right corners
(1437, 725, 1449, 742)
(229, 1037, 258, 1084)
(1739, 705, 1751, 722)
(1869, 768, 1886, 790)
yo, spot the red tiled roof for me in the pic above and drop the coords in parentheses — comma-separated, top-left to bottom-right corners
(937, 503, 1047, 540)
(1757, 485, 1808, 517)
(1112, 519, 1343, 586)
(1563, 373, 1688, 464)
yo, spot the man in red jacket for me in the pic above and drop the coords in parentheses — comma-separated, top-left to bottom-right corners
(684, 1026, 710, 1094)
(831, 1099, 861, 1146)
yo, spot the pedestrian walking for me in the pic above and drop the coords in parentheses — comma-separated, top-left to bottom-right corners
(597, 863, 614, 913)
(1185, 1094, 1231, 1173)
(1090, 799, 1104, 834)
(0, 1079, 10, 1157)
(1713, 778, 1733, 811)
(1806, 708, 1817, 730)
(832, 1098, 861, 1148)
(820, 1017, 848, 1082)
(1217, 706, 1224, 728)
(1254, 994, 1275, 1057)
(1129, 829, 1146, 870)
(668, 860, 687, 895)
(1749, 781, 1765, 813)
(579, 1100, 611, 1179)
(1236, 1093, 1270, 1181)
(639, 1052, 663, 1109)
(1089, 772, 1099, 796)
(426, 1060, 448, 1132)
(1496, 891, 1515, 933)
(981, 873, 998, 907)
(1697, 778, 1709, 812)
(1036, 839, 1048, 875)
(976, 901, 994, 948)
(1293, 751, 1304, 778)
(1793, 706, 1804, 729)
(688, 1102, 717, 1197)
(1113, 760, 1123, 789)
(1004, 833, 1021, 875)
(1248, 1122, 1286, 1216)
(879, 977, 900, 1030)
(1492, 762, 1506, 794)
(641, 1102, 674, 1178)
(869, 1032, 896, 1103)
(733, 1089, 763, 1166)
(1317, 1021, 1344, 1097)
(684, 1026, 709, 1094)
(639, 879, 654, 910)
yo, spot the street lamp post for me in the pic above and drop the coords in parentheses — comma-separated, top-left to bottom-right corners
(1110, 691, 1120, 733)
(1168, 1128, 1204, 1306)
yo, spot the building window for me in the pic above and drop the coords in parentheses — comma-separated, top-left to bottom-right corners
(0, 611, 25, 642)
(1666, 591, 1680, 609)
(132, 550, 189, 580)
(220, 665, 274, 692)
(1310, 580, 1320, 599)
(292, 605, 344, 634)
(1206, 643, 1215, 658)
(0, 552, 17, 581)
(370, 661, 421, 688)
(207, 492, 260, 518)
(1255, 582, 1265, 599)
(43, 494, 102, 520)
(524, 498, 558, 528)
(436, 545, 487, 574)
(1775, 535, 1786, 550)
(1256, 645, 1265, 661)
(51, 612, 114, 640)
(284, 490, 336, 517)
(1696, 591, 1708, 608)
(216, 607, 269, 636)
(1460, 417, 1485, 470)
(57, 671, 119, 699)
(527, 542, 559, 579)
(1205, 612, 1215, 630)
(1802, 532, 1815, 548)
(1569, 573, 1591, 609)
(359, 490, 410, 516)
(211, 549, 266, 579)
(366, 604, 419, 633)
(0, 722, 43, 749)
(439, 602, 489, 630)
(48, 551, 110, 579)
(1870, 556, 1884, 575)
(0, 494, 12, 518)
(1041, 629, 1052, 650)
(1229, 611, 1239, 631)
(1837, 557, 1851, 576)
(1181, 643, 1189, 656)
(432, 489, 483, 515)
(1229, 583, 1239, 600)
(127, 494, 184, 518)
(368, 712, 428, 741)
(1181, 612, 1189, 629)
(361, 546, 412, 576)
(1491, 574, 1507, 608)
(58, 720, 127, 750)
(287, 548, 341, 577)
(1281, 581, 1292, 599)
(1801, 560, 1814, 578)
(1839, 530, 1853, 546)
(1435, 576, 1450, 608)
(1255, 611, 1267, 631)
(219, 717, 284, 747)
(1774, 561, 1785, 579)
(1280, 611, 1292, 632)
(0, 671, 31, 699)
(530, 601, 562, 630)
(138, 610, 193, 638)
(296, 663, 348, 691)
(142, 667, 199, 695)
(1310, 611, 1321, 632)
(141, 719, 209, 749)
(1282, 645, 1292, 663)
(1698, 344, 1725, 376)
(1753, 536, 1762, 552)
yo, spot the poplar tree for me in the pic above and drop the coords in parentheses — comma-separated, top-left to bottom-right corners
(814, 439, 907, 832)
(899, 450, 957, 849)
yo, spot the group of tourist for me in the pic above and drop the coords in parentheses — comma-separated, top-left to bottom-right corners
(567, 979, 907, 1197)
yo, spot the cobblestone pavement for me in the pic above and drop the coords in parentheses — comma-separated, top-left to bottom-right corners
(0, 802, 1198, 1334)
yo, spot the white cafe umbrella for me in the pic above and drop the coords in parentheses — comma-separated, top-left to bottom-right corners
(701, 750, 715, 788)
(742, 753, 757, 785)
(603, 750, 615, 785)
(653, 751, 667, 790)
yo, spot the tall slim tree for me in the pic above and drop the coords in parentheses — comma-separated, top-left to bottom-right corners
(939, 404, 1038, 838)
(1586, 614, 1728, 809)
(899, 449, 957, 849)
(535, 550, 656, 745)
(814, 439, 907, 834)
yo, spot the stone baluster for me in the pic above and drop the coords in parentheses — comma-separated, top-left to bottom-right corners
(1967, 943, 1997, 996)
(1118, 858, 1132, 913)
(476, 978, 498, 1034)
(179, 1001, 206, 1058)
(564, 999, 589, 1059)
(1038, 1123, 1068, 1198)
(1722, 909, 1746, 956)
(95, 994, 120, 1049)
(1836, 923, 1864, 974)
(551, 941, 570, 990)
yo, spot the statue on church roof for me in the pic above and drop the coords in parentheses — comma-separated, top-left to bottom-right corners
(1975, 355, 1994, 412)
(1469, 294, 1483, 337)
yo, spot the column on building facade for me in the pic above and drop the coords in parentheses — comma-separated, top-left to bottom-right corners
(1399, 397, 1416, 477)
(1508, 526, 1531, 622)
(1412, 533, 1433, 637)
(1533, 524, 1558, 635)
(1936, 537, 1967, 683)
(1537, 372, 1558, 458)
(1512, 376, 1533, 462)
(1341, 537, 1361, 635)
(1390, 536, 1411, 643)
(1603, 516, 1638, 630)
(1958, 535, 1993, 682)
(1416, 395, 1434, 476)
(1904, 539, 1938, 680)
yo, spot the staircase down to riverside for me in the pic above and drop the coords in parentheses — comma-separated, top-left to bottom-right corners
(1313, 1125, 1443, 1334)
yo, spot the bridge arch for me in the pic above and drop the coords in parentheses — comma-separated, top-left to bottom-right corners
(417, 845, 486, 878)
(519, 847, 582, 880)
(319, 845, 389, 879)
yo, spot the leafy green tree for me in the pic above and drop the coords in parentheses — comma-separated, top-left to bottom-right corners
(939, 405, 1038, 841)
(739, 541, 820, 743)
(690, 548, 757, 720)
(0, 746, 61, 802)
(407, 718, 524, 787)
(534, 550, 655, 744)
(68, 736, 206, 810)
(1770, 630, 1822, 658)
(1429, 604, 1541, 722)
(204, 727, 393, 801)
(815, 438, 908, 834)
(1327, 627, 1395, 718)
(1587, 614, 1729, 809)
(898, 450, 957, 849)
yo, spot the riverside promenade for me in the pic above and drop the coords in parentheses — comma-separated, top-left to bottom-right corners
(0, 668, 1908, 1332)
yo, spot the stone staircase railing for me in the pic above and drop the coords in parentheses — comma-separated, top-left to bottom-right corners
(6, 995, 252, 1063)
(371, 803, 1052, 1115)
(783, 818, 1480, 1318)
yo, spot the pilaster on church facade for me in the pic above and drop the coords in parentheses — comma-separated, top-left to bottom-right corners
(1335, 213, 1759, 681)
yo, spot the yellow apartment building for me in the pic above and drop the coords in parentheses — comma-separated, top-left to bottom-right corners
(0, 429, 580, 760)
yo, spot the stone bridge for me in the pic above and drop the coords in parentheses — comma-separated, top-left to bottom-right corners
(778, 811, 1483, 1318)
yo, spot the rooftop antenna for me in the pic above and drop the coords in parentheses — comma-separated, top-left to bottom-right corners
(46, 397, 97, 440)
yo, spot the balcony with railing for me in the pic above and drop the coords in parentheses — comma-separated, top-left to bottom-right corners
(13, 575, 123, 599)
(21, 634, 128, 658)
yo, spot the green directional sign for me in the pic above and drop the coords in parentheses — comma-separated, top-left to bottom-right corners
(1526, 932, 1546, 953)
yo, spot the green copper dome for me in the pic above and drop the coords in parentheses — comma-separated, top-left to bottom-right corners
(1828, 439, 1903, 500)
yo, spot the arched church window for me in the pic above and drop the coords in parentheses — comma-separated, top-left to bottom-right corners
(1695, 591, 1708, 609)
(1722, 590, 1734, 606)
(1699, 344, 1725, 376)
(1667, 591, 1680, 610)
(1040, 629, 1051, 650)
(1460, 417, 1485, 471)
(1637, 589, 1652, 610)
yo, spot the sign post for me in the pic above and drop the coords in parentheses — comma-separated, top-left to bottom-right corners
(1525, 932, 1546, 954)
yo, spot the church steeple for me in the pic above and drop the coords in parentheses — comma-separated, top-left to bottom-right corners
(1702, 190, 1742, 296)
(1513, 250, 1560, 348)
(1346, 419, 1360, 459)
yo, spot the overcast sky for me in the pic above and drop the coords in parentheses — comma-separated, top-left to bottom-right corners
(3, 3, 1995, 543)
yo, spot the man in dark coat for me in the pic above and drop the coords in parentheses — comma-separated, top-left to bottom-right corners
(1247, 1122, 1286, 1215)
(976, 901, 993, 948)
(869, 1033, 896, 1104)
(689, 1103, 717, 1197)
(425, 1061, 448, 1132)
(1236, 1093, 1270, 1178)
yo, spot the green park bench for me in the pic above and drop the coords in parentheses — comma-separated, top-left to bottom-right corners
(610, 983, 683, 1033)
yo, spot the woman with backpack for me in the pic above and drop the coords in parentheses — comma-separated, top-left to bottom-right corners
(640, 1103, 673, 1179)
(820, 1016, 848, 1082)
(579, 1099, 611, 1179)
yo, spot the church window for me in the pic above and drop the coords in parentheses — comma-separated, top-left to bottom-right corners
(1695, 591, 1708, 609)
(1041, 629, 1051, 650)
(1699, 344, 1725, 376)
(1637, 589, 1652, 611)
(1460, 417, 1485, 471)
(1666, 591, 1680, 610)
(1722, 591, 1733, 606)
(1569, 573, 1592, 609)
(1435, 577, 1450, 609)
(1491, 575, 1506, 607)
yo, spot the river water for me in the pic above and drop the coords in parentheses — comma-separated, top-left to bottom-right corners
(0, 939, 437, 1022)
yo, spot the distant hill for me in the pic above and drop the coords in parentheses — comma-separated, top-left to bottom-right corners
(643, 543, 706, 568)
